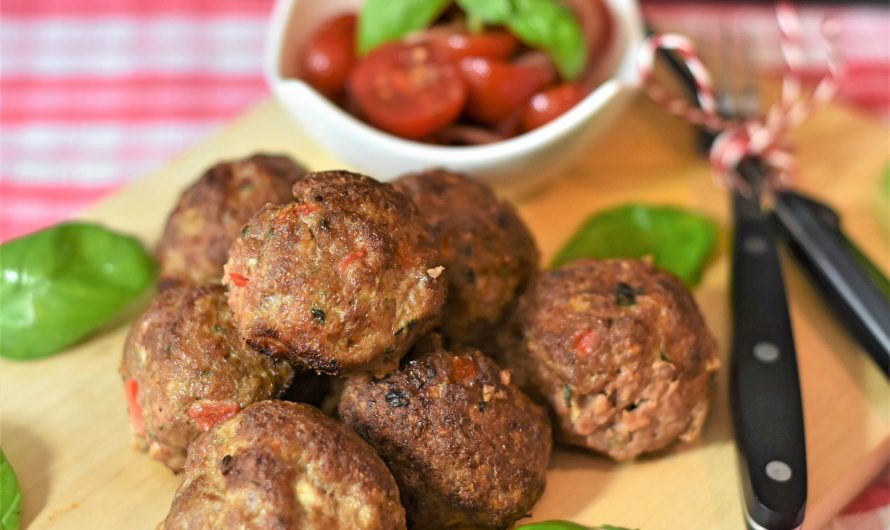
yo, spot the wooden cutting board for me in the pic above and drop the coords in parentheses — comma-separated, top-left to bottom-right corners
(2, 93, 888, 530)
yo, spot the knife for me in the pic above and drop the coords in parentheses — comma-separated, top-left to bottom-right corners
(731, 157, 807, 530)
(649, 40, 809, 527)
(773, 191, 890, 377)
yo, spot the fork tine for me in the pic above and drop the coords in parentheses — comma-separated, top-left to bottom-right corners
(716, 24, 761, 120)
(740, 30, 761, 117)
(716, 29, 736, 118)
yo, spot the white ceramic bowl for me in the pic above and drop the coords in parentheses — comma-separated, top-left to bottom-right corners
(265, 0, 644, 193)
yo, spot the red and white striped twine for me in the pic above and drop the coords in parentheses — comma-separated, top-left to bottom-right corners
(636, 1, 840, 195)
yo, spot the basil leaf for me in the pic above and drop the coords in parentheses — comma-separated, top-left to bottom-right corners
(516, 522, 638, 530)
(552, 204, 719, 287)
(0, 222, 157, 360)
(357, 0, 452, 54)
(455, 0, 512, 26)
(506, 0, 588, 80)
(458, 0, 588, 80)
(1, 448, 21, 530)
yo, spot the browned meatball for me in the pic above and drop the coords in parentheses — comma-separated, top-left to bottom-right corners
(161, 401, 406, 530)
(339, 335, 552, 529)
(224, 170, 446, 376)
(120, 285, 294, 471)
(156, 153, 306, 288)
(503, 259, 720, 461)
(393, 169, 538, 345)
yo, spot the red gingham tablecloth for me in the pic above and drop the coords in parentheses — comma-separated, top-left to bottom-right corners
(0, 1, 887, 527)
(1, 0, 271, 241)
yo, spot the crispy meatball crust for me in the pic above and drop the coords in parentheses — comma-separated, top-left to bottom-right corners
(161, 401, 406, 530)
(156, 153, 306, 288)
(224, 170, 446, 376)
(338, 335, 552, 529)
(504, 259, 719, 461)
(393, 169, 539, 345)
(120, 285, 294, 471)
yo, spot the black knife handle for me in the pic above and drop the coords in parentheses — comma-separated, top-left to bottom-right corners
(730, 162, 807, 530)
(773, 191, 890, 378)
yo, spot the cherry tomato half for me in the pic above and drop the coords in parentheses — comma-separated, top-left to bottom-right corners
(459, 57, 556, 127)
(300, 13, 357, 98)
(522, 84, 585, 132)
(348, 42, 467, 140)
(427, 29, 519, 62)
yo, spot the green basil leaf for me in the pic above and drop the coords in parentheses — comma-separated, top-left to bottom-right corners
(551, 204, 719, 287)
(516, 522, 638, 530)
(455, 0, 512, 27)
(1, 448, 22, 530)
(0, 222, 157, 360)
(357, 0, 452, 55)
(506, 0, 588, 80)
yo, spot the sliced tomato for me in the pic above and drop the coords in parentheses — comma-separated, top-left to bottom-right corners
(459, 57, 556, 127)
(348, 42, 467, 140)
(124, 378, 145, 436)
(188, 400, 240, 432)
(426, 29, 519, 62)
(522, 83, 585, 132)
(299, 13, 357, 98)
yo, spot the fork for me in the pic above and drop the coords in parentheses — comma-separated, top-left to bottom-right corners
(711, 28, 809, 530)
(706, 21, 890, 383)
(652, 7, 890, 528)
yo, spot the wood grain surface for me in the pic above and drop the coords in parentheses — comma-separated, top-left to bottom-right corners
(1, 93, 887, 530)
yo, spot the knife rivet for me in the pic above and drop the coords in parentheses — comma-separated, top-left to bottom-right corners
(765, 460, 792, 482)
(753, 342, 780, 363)
(743, 236, 768, 254)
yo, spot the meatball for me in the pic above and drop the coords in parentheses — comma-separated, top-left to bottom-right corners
(161, 401, 406, 530)
(121, 285, 294, 471)
(224, 170, 446, 376)
(504, 258, 720, 461)
(156, 153, 306, 288)
(338, 335, 552, 529)
(393, 169, 538, 345)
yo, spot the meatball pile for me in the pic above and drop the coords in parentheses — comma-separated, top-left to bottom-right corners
(122, 159, 720, 529)
(502, 258, 720, 460)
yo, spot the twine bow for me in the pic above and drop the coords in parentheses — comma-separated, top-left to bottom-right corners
(636, 1, 840, 195)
